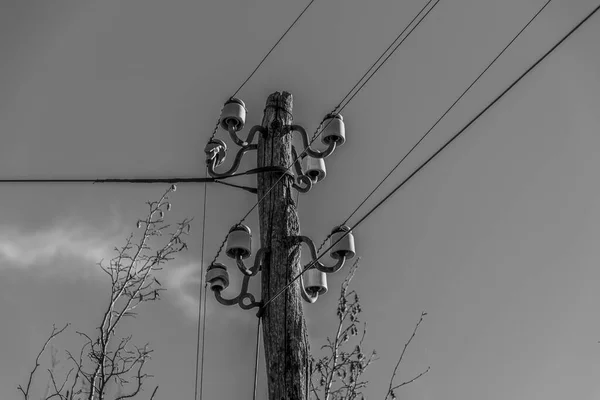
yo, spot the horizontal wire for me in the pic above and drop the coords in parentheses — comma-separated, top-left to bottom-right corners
(0, 166, 286, 184)
(0, 177, 213, 184)
(0, 177, 257, 193)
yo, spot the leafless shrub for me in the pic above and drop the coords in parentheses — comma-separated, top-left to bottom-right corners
(18, 186, 190, 400)
(310, 258, 429, 400)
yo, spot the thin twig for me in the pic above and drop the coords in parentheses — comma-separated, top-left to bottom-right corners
(149, 385, 159, 400)
(385, 312, 429, 400)
(18, 323, 70, 399)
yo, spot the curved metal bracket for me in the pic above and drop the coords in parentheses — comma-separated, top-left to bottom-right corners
(207, 144, 257, 178)
(289, 125, 337, 159)
(213, 273, 262, 310)
(236, 247, 267, 277)
(228, 124, 266, 148)
(300, 273, 318, 303)
(291, 145, 305, 177)
(211, 247, 269, 311)
(293, 175, 313, 193)
(296, 235, 346, 274)
(290, 145, 313, 194)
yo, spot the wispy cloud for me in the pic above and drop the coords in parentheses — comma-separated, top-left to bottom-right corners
(0, 222, 116, 271)
(162, 262, 206, 320)
(161, 261, 249, 322)
(0, 219, 210, 320)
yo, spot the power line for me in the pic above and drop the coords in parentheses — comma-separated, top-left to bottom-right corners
(328, 0, 441, 123)
(199, 281, 209, 399)
(0, 166, 287, 184)
(340, 0, 553, 227)
(208, 0, 316, 144)
(4, 2, 317, 184)
(330, 0, 438, 116)
(304, 0, 441, 152)
(231, 0, 317, 98)
(194, 171, 210, 400)
(0, 177, 257, 194)
(208, 0, 441, 264)
(252, 318, 262, 400)
(190, 2, 319, 385)
(0, 178, 215, 183)
(262, 2, 600, 310)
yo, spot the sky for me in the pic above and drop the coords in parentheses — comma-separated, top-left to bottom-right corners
(1, 0, 600, 399)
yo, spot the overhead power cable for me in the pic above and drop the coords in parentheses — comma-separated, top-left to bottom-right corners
(262, 2, 600, 310)
(3, 1, 317, 183)
(0, 166, 286, 184)
(208, 0, 441, 264)
(315, 0, 552, 253)
(340, 0, 552, 226)
(0, 178, 257, 194)
(205, 0, 317, 142)
(330, 0, 439, 117)
(231, 0, 317, 98)
(252, 319, 262, 400)
(198, 278, 209, 400)
(194, 170, 210, 400)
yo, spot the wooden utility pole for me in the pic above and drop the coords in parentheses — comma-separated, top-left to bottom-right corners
(257, 91, 309, 400)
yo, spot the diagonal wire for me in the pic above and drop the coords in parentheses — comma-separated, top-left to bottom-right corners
(330, 0, 438, 116)
(252, 318, 262, 400)
(194, 170, 210, 400)
(261, 1, 600, 310)
(314, 0, 553, 253)
(199, 280, 209, 400)
(208, 0, 316, 142)
(1, 1, 316, 182)
(340, 0, 553, 226)
(310, 0, 441, 144)
(284, 0, 443, 255)
(328, 0, 440, 120)
(208, 0, 441, 263)
(231, 0, 317, 98)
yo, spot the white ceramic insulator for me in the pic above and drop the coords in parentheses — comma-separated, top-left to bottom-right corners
(330, 229, 356, 260)
(304, 268, 328, 295)
(206, 264, 229, 290)
(220, 99, 246, 131)
(226, 227, 252, 259)
(303, 156, 326, 183)
(321, 115, 345, 146)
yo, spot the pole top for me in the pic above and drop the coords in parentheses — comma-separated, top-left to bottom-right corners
(266, 91, 293, 110)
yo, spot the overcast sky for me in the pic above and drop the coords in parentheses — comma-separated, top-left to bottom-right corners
(2, 0, 600, 399)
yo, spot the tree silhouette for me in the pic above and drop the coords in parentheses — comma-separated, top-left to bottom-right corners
(310, 258, 429, 400)
(18, 186, 190, 400)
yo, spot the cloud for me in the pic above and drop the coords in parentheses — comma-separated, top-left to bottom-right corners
(0, 222, 116, 272)
(161, 261, 249, 323)
(161, 262, 206, 320)
(0, 219, 210, 320)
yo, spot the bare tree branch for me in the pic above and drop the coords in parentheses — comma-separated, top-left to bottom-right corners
(19, 186, 189, 400)
(311, 259, 429, 400)
(148, 385, 158, 400)
(390, 367, 430, 391)
(385, 312, 429, 400)
(18, 323, 69, 400)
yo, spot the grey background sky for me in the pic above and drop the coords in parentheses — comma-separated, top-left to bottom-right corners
(1, 0, 600, 399)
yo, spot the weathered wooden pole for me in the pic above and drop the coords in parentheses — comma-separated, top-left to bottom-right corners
(257, 91, 309, 400)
